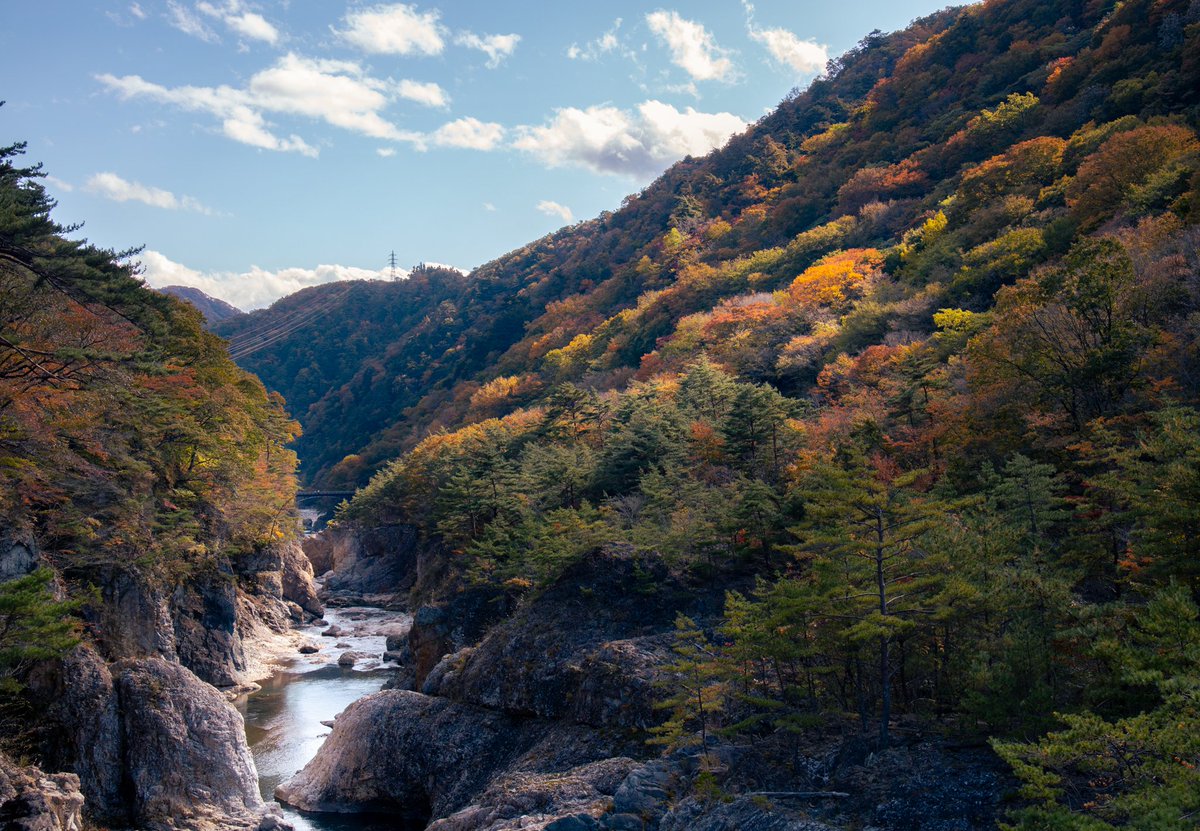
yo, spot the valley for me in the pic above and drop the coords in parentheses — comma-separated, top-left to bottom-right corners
(2, 0, 1200, 828)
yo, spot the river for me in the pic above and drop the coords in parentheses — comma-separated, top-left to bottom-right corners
(235, 606, 411, 831)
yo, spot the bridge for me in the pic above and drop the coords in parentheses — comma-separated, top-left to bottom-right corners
(296, 490, 356, 500)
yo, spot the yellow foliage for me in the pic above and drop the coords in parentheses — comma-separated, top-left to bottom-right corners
(469, 375, 523, 410)
(786, 249, 882, 308)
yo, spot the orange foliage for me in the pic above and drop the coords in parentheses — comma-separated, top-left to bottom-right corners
(785, 249, 883, 309)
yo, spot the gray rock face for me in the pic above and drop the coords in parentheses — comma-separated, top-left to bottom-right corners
(278, 540, 324, 617)
(302, 525, 420, 596)
(428, 550, 700, 728)
(0, 753, 85, 831)
(171, 568, 246, 688)
(408, 588, 510, 688)
(426, 758, 637, 831)
(276, 690, 637, 825)
(92, 565, 178, 662)
(0, 533, 39, 582)
(114, 657, 270, 830)
(40, 646, 126, 824)
(659, 797, 839, 831)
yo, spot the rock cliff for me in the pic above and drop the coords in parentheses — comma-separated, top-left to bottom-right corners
(279, 537, 1010, 831)
(4, 536, 318, 830)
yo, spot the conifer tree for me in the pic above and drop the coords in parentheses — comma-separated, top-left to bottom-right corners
(651, 614, 726, 752)
(794, 446, 954, 745)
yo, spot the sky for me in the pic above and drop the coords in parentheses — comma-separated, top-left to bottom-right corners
(2, 0, 952, 309)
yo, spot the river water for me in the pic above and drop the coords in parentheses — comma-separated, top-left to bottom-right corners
(235, 607, 411, 831)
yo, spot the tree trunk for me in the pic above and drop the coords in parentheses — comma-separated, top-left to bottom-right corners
(876, 507, 891, 747)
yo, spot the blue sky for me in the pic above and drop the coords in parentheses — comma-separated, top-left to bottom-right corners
(2, 0, 952, 308)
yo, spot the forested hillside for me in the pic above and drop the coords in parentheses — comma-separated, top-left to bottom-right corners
(316, 0, 1200, 825)
(0, 137, 299, 722)
(221, 0, 1200, 497)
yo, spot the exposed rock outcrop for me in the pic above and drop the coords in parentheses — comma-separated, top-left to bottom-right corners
(0, 532, 39, 582)
(303, 525, 421, 596)
(426, 758, 638, 831)
(90, 564, 178, 663)
(276, 690, 639, 825)
(40, 646, 125, 824)
(425, 549, 713, 728)
(0, 753, 85, 831)
(171, 566, 246, 688)
(115, 657, 275, 830)
(277, 540, 323, 617)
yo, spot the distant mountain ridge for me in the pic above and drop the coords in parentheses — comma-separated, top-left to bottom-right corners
(158, 285, 243, 324)
(216, 0, 1200, 487)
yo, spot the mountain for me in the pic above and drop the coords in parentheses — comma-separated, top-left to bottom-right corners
(158, 285, 243, 324)
(220, 0, 1200, 489)
(239, 0, 1200, 826)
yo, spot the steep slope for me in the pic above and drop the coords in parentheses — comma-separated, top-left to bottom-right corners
(0, 140, 307, 829)
(158, 285, 243, 324)
(225, 0, 1199, 488)
(287, 0, 1200, 828)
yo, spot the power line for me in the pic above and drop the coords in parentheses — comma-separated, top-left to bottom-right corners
(388, 250, 400, 281)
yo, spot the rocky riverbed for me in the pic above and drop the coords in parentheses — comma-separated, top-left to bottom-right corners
(237, 605, 412, 831)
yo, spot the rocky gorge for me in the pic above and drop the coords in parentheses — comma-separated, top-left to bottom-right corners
(2, 515, 1012, 831)
(270, 525, 1012, 831)
(0, 531, 325, 831)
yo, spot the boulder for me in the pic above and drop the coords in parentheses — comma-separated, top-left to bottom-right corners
(276, 690, 637, 825)
(277, 540, 324, 617)
(115, 657, 270, 830)
(0, 753, 85, 831)
(337, 651, 370, 667)
(298, 643, 320, 655)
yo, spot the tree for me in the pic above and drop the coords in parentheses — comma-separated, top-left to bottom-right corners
(0, 569, 81, 692)
(724, 384, 793, 480)
(970, 238, 1154, 431)
(994, 583, 1200, 830)
(793, 446, 954, 745)
(650, 614, 726, 752)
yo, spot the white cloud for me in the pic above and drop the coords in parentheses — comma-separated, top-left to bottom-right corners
(749, 27, 826, 73)
(43, 175, 74, 192)
(514, 99, 746, 177)
(568, 19, 622, 61)
(646, 11, 734, 82)
(431, 117, 505, 150)
(86, 172, 215, 214)
(395, 79, 448, 108)
(377, 147, 396, 157)
(338, 4, 444, 56)
(167, 1, 218, 42)
(227, 11, 279, 44)
(537, 200, 573, 222)
(129, 3, 147, 20)
(164, 0, 281, 45)
(483, 202, 496, 211)
(139, 250, 390, 310)
(456, 31, 520, 68)
(98, 54, 440, 155)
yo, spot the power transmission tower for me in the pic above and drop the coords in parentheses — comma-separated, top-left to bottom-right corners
(388, 250, 400, 281)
